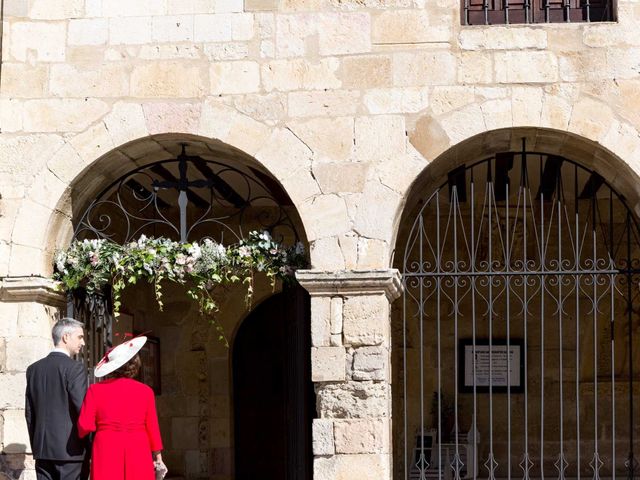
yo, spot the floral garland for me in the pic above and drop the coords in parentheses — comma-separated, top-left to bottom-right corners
(53, 232, 307, 344)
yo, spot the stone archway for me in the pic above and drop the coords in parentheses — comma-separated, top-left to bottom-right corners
(392, 130, 640, 480)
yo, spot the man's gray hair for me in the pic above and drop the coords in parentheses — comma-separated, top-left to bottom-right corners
(52, 318, 84, 346)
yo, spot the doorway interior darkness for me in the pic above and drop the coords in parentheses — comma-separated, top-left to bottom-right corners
(233, 285, 314, 480)
(398, 148, 640, 480)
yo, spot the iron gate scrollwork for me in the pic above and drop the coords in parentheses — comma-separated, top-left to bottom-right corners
(400, 144, 640, 480)
(67, 145, 302, 375)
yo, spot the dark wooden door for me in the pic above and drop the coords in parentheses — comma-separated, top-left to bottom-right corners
(232, 286, 313, 480)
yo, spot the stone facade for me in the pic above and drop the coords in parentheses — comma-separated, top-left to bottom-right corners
(2, 0, 640, 479)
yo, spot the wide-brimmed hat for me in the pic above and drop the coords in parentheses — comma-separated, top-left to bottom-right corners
(94, 336, 147, 378)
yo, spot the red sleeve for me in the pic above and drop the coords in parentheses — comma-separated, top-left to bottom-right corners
(145, 389, 163, 452)
(78, 386, 97, 438)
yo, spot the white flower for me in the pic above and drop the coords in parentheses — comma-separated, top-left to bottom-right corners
(238, 246, 251, 258)
(175, 254, 187, 265)
(187, 244, 202, 260)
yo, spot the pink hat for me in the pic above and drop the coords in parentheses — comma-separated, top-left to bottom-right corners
(94, 336, 147, 378)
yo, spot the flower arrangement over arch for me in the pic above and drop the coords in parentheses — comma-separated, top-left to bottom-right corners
(53, 231, 308, 344)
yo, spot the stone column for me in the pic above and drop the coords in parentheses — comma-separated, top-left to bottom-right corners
(297, 270, 402, 480)
(0, 277, 65, 480)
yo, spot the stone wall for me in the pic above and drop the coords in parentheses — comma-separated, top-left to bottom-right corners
(3, 0, 640, 479)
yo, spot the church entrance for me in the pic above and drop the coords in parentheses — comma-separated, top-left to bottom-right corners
(64, 136, 312, 479)
(233, 285, 313, 480)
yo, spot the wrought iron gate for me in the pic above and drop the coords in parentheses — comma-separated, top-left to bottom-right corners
(400, 147, 640, 480)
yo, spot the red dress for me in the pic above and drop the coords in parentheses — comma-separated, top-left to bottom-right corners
(78, 378, 163, 480)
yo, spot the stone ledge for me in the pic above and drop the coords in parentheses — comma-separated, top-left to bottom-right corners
(0, 277, 66, 308)
(296, 269, 402, 301)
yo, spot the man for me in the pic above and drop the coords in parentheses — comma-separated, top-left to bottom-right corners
(25, 318, 89, 480)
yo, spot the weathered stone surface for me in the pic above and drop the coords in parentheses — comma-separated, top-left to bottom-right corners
(131, 63, 207, 97)
(22, 99, 109, 133)
(10, 22, 66, 62)
(312, 346, 346, 381)
(352, 346, 388, 381)
(5, 337, 51, 372)
(0, 374, 26, 409)
(568, 96, 615, 142)
(459, 27, 547, 50)
(342, 294, 389, 347)
(312, 419, 335, 455)
(275, 14, 317, 57)
(143, 102, 201, 135)
(341, 55, 392, 89)
(2, 410, 30, 452)
(262, 58, 340, 92)
(0, 99, 23, 133)
(363, 87, 429, 114)
(68, 19, 109, 45)
(352, 180, 401, 240)
(333, 418, 388, 453)
(495, 51, 558, 83)
(311, 296, 332, 347)
(151, 15, 195, 42)
(313, 163, 369, 194)
(315, 454, 391, 480)
(316, 381, 389, 418)
(299, 195, 351, 241)
(458, 51, 493, 84)
(373, 10, 450, 44)
(288, 90, 360, 117)
(49, 64, 129, 98)
(310, 237, 347, 271)
(210, 61, 260, 94)
(287, 117, 353, 161)
(393, 51, 457, 86)
(0, 64, 48, 98)
(109, 17, 153, 44)
(353, 115, 406, 162)
(0, 304, 19, 337)
(318, 13, 371, 56)
(512, 87, 543, 126)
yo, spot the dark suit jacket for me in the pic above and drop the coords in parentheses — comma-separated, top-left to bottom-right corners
(25, 352, 88, 461)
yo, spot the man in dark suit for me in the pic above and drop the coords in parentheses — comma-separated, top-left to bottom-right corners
(25, 318, 89, 480)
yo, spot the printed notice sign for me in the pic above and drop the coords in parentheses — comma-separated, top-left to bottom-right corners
(461, 341, 523, 392)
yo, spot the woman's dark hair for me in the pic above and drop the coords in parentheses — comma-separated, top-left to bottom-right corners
(109, 353, 142, 379)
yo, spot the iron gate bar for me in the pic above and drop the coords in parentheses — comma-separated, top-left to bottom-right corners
(401, 145, 640, 480)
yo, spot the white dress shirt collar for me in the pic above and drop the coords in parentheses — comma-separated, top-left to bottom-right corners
(52, 347, 71, 357)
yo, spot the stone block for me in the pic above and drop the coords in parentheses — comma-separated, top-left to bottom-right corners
(49, 64, 129, 98)
(309, 238, 346, 271)
(481, 98, 512, 130)
(203, 42, 249, 60)
(193, 14, 234, 42)
(342, 295, 389, 347)
(68, 122, 115, 168)
(4, 0, 28, 17)
(102, 0, 165, 16)
(289, 89, 360, 117)
(458, 51, 493, 84)
(333, 418, 388, 454)
(372, 10, 450, 44)
(430, 86, 474, 116)
(299, 195, 351, 241)
(287, 117, 353, 162)
(316, 381, 389, 418)
(330, 297, 343, 335)
(393, 51, 457, 86)
(512, 87, 543, 127)
(0, 99, 22, 133)
(143, 102, 201, 135)
(352, 181, 401, 241)
(29, 0, 83, 19)
(568, 96, 615, 142)
(0, 338, 6, 372)
(171, 417, 200, 450)
(8, 245, 48, 277)
(311, 296, 331, 347)
(5, 337, 51, 372)
(459, 27, 547, 50)
(0, 63, 48, 98)
(109, 17, 153, 45)
(68, 19, 109, 45)
(312, 346, 346, 382)
(363, 87, 429, 115)
(104, 102, 149, 146)
(131, 63, 207, 98)
(312, 163, 368, 194)
(318, 13, 371, 56)
(22, 99, 109, 133)
(314, 453, 391, 479)
(0, 373, 26, 409)
(216, 0, 244, 13)
(262, 58, 340, 92)
(254, 127, 314, 183)
(540, 92, 572, 131)
(275, 14, 317, 58)
(231, 13, 255, 40)
(354, 115, 406, 162)
(438, 103, 486, 145)
(245, 0, 277, 10)
(2, 410, 30, 453)
(11, 200, 54, 248)
(232, 93, 285, 126)
(495, 51, 558, 84)
(151, 15, 195, 42)
(10, 22, 65, 62)
(341, 55, 392, 89)
(352, 346, 388, 381)
(166, 0, 215, 14)
(312, 419, 335, 455)
(210, 61, 260, 94)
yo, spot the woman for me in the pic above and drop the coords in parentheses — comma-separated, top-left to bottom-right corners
(78, 336, 166, 480)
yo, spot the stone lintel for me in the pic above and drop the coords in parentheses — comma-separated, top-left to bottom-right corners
(296, 269, 402, 301)
(0, 276, 66, 308)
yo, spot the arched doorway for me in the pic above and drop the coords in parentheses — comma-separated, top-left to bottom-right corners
(395, 140, 640, 479)
(232, 286, 313, 480)
(64, 136, 312, 479)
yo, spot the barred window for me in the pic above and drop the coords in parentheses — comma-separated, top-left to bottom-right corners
(462, 0, 614, 25)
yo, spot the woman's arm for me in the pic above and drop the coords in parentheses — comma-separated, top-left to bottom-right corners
(77, 387, 97, 438)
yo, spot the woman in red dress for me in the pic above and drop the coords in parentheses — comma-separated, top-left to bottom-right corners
(78, 337, 166, 480)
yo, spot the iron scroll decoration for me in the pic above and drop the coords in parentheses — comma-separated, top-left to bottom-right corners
(67, 145, 303, 380)
(73, 145, 301, 245)
(400, 144, 640, 480)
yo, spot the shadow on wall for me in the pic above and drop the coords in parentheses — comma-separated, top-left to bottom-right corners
(0, 444, 29, 479)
